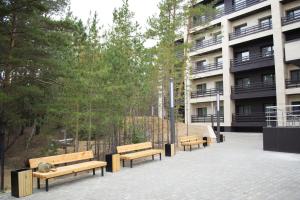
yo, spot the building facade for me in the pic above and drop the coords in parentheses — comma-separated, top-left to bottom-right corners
(185, 0, 300, 132)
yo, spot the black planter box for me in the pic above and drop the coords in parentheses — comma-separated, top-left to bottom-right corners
(220, 134, 225, 142)
(105, 154, 120, 172)
(11, 168, 32, 198)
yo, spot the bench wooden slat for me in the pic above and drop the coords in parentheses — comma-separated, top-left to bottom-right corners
(120, 149, 163, 160)
(29, 151, 94, 169)
(116, 142, 152, 154)
(33, 161, 106, 179)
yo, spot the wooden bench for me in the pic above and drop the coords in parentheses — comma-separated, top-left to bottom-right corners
(29, 151, 107, 191)
(179, 135, 207, 151)
(117, 142, 163, 168)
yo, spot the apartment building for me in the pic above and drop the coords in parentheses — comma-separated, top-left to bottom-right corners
(185, 0, 300, 132)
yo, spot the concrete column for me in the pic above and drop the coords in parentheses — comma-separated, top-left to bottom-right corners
(221, 19, 235, 128)
(271, 0, 287, 126)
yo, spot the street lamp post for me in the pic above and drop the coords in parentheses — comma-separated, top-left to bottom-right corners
(216, 92, 220, 143)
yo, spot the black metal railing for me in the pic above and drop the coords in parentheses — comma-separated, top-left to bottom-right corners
(190, 38, 222, 52)
(282, 12, 300, 26)
(192, 62, 223, 74)
(191, 114, 224, 123)
(226, 0, 266, 14)
(191, 88, 223, 98)
(192, 10, 225, 28)
(231, 81, 276, 94)
(229, 22, 272, 40)
(230, 52, 274, 68)
(232, 112, 266, 123)
(286, 79, 300, 89)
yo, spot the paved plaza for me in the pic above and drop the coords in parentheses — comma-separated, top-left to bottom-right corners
(1, 132, 300, 200)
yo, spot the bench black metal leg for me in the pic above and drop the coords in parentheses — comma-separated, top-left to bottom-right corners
(37, 178, 40, 189)
(190, 145, 192, 151)
(152, 155, 154, 160)
(184, 146, 185, 151)
(93, 168, 95, 175)
(45, 179, 49, 192)
(101, 167, 104, 176)
(122, 159, 125, 167)
(130, 160, 133, 168)
(159, 153, 162, 160)
(198, 144, 200, 149)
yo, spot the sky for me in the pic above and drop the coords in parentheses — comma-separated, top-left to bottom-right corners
(70, 0, 160, 31)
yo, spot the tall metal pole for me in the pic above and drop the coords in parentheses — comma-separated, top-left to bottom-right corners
(169, 78, 175, 144)
(216, 92, 220, 143)
(0, 123, 5, 192)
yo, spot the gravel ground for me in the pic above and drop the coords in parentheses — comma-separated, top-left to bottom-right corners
(1, 132, 300, 200)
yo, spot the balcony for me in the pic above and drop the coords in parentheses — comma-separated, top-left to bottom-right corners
(191, 10, 225, 28)
(191, 114, 224, 123)
(232, 112, 267, 126)
(231, 81, 276, 99)
(229, 22, 272, 40)
(192, 62, 223, 75)
(286, 79, 300, 89)
(191, 88, 223, 98)
(190, 38, 222, 52)
(282, 12, 300, 26)
(285, 39, 300, 65)
(230, 52, 274, 73)
(226, 0, 266, 15)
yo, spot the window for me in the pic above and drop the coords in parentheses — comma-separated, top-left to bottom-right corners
(290, 70, 300, 82)
(235, 51, 250, 62)
(215, 56, 223, 65)
(286, 7, 300, 20)
(196, 37, 205, 47)
(214, 32, 222, 40)
(197, 107, 207, 117)
(261, 46, 273, 57)
(215, 81, 223, 91)
(234, 24, 247, 35)
(197, 83, 206, 93)
(215, 105, 224, 115)
(215, 2, 224, 12)
(237, 105, 252, 115)
(196, 60, 207, 70)
(292, 101, 300, 115)
(237, 77, 251, 87)
(259, 16, 272, 27)
(262, 73, 275, 83)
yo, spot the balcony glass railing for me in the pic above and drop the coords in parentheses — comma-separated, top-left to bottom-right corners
(229, 22, 272, 40)
(282, 12, 300, 26)
(192, 10, 225, 28)
(192, 62, 223, 74)
(190, 38, 222, 52)
(191, 114, 224, 123)
(191, 88, 223, 98)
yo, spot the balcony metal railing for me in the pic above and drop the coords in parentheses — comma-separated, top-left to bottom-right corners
(191, 88, 223, 98)
(192, 10, 225, 28)
(226, 0, 266, 14)
(266, 105, 300, 127)
(285, 79, 300, 89)
(229, 22, 272, 40)
(190, 38, 222, 52)
(231, 81, 276, 94)
(230, 52, 274, 68)
(232, 112, 267, 123)
(192, 62, 223, 74)
(191, 114, 224, 123)
(282, 12, 300, 26)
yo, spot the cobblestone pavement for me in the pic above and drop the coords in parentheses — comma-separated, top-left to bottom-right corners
(1, 132, 300, 200)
